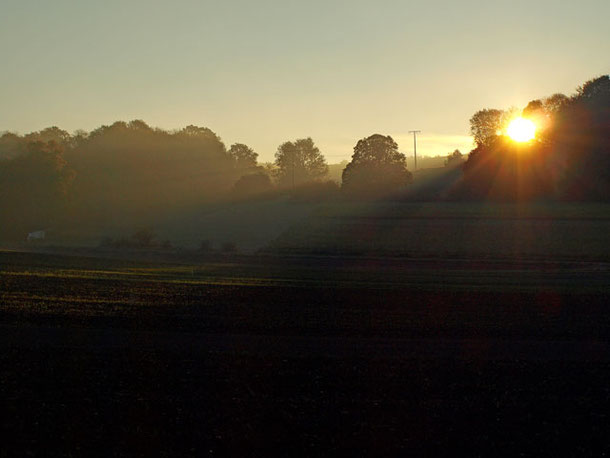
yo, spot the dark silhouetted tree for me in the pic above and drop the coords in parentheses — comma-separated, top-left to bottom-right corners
(469, 109, 504, 148)
(556, 75, 610, 199)
(0, 141, 75, 237)
(522, 99, 554, 144)
(342, 134, 411, 197)
(576, 75, 610, 101)
(457, 74, 610, 201)
(66, 120, 234, 222)
(543, 93, 570, 114)
(24, 127, 72, 147)
(274, 138, 328, 187)
(522, 100, 544, 117)
(0, 132, 26, 160)
(228, 143, 258, 170)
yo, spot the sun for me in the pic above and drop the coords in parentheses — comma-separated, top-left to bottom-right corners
(506, 117, 536, 142)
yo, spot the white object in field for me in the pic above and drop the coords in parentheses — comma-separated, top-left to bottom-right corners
(27, 230, 46, 241)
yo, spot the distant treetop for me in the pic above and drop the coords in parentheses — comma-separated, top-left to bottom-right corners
(342, 134, 411, 197)
(274, 137, 328, 187)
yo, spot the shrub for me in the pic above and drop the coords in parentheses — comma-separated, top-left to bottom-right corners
(231, 172, 274, 200)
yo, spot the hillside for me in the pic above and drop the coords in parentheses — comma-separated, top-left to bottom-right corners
(264, 202, 610, 260)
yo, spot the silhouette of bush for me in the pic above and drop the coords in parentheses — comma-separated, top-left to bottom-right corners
(231, 172, 274, 199)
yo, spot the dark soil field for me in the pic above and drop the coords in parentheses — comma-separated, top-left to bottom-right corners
(1, 250, 609, 455)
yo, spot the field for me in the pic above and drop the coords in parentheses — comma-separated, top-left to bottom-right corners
(2, 249, 609, 336)
(20, 201, 610, 260)
(267, 202, 610, 259)
(1, 245, 609, 455)
(45, 198, 322, 252)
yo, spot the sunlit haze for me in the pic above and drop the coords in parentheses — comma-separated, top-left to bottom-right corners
(506, 118, 536, 142)
(1, 2, 610, 454)
(1, 0, 608, 161)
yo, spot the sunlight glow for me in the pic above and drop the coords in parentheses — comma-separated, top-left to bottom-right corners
(506, 118, 536, 142)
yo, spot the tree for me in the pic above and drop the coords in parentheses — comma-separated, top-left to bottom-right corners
(457, 75, 610, 201)
(469, 109, 504, 147)
(0, 132, 26, 160)
(24, 126, 72, 147)
(558, 75, 610, 199)
(127, 119, 151, 131)
(177, 125, 221, 142)
(67, 121, 233, 221)
(228, 143, 258, 170)
(445, 149, 463, 167)
(522, 100, 544, 117)
(0, 141, 75, 236)
(274, 138, 328, 187)
(341, 134, 411, 196)
(522, 99, 553, 143)
(576, 75, 610, 101)
(543, 93, 569, 113)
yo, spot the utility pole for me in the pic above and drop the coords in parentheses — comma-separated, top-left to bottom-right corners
(292, 151, 295, 190)
(409, 130, 421, 170)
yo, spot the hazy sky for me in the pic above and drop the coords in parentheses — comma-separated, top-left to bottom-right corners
(1, 0, 608, 162)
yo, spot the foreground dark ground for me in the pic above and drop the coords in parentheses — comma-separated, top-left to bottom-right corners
(1, 250, 609, 455)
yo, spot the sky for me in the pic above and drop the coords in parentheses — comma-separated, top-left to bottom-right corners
(1, 0, 608, 162)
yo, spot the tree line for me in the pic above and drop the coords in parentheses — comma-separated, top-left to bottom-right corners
(457, 75, 610, 200)
(0, 120, 419, 238)
(1, 74, 607, 238)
